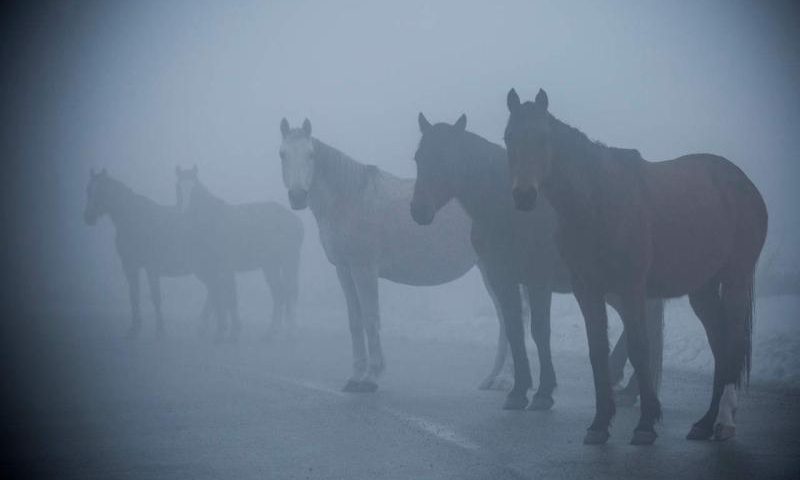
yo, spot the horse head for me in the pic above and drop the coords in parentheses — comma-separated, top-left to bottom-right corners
(504, 88, 553, 211)
(175, 165, 199, 213)
(410, 112, 467, 225)
(279, 118, 314, 210)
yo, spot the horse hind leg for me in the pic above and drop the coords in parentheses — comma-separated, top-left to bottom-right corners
(686, 279, 725, 440)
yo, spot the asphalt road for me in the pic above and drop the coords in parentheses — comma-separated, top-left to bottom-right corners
(3, 314, 799, 480)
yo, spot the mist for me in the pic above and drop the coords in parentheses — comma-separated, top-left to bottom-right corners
(2, 1, 799, 478)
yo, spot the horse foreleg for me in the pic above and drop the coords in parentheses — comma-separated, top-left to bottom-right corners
(226, 274, 240, 342)
(336, 266, 368, 392)
(146, 269, 164, 336)
(573, 277, 614, 444)
(350, 264, 383, 392)
(124, 264, 142, 338)
(527, 285, 556, 410)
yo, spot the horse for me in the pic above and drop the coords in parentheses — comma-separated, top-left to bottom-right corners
(278, 118, 511, 393)
(83, 169, 234, 337)
(504, 88, 767, 445)
(175, 166, 304, 342)
(410, 113, 664, 411)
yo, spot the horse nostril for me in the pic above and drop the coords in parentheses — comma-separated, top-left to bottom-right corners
(512, 186, 538, 211)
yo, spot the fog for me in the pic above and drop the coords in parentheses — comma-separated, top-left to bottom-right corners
(2, 1, 799, 478)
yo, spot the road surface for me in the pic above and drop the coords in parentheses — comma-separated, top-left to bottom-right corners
(2, 312, 799, 479)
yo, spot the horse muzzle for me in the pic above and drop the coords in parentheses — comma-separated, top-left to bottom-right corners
(512, 185, 538, 211)
(410, 201, 434, 226)
(288, 188, 308, 210)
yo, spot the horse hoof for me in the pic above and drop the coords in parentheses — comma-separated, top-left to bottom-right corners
(615, 392, 638, 407)
(583, 429, 610, 445)
(713, 423, 735, 441)
(527, 395, 554, 411)
(358, 380, 379, 393)
(630, 429, 657, 445)
(686, 424, 713, 440)
(503, 393, 529, 410)
(342, 380, 361, 392)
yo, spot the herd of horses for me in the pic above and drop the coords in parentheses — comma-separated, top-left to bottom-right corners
(85, 88, 767, 446)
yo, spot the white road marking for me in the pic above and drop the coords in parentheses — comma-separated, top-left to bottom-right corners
(266, 374, 479, 452)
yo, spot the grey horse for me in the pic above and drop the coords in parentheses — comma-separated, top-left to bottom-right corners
(278, 118, 509, 392)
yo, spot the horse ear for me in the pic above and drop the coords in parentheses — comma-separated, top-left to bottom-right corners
(454, 113, 467, 131)
(191, 165, 198, 175)
(418, 112, 431, 133)
(175, 165, 181, 176)
(507, 88, 521, 112)
(91, 168, 97, 177)
(280, 118, 290, 138)
(100, 168, 108, 177)
(302, 118, 312, 137)
(535, 88, 549, 111)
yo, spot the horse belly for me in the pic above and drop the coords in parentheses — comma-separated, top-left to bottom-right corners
(378, 201, 477, 286)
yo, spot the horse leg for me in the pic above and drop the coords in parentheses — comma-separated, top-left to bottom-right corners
(336, 265, 367, 392)
(712, 276, 754, 441)
(617, 286, 662, 445)
(124, 265, 142, 338)
(686, 279, 725, 440)
(226, 274, 240, 342)
(146, 270, 165, 336)
(606, 294, 636, 406)
(262, 267, 285, 341)
(573, 277, 614, 444)
(207, 276, 228, 344)
(486, 272, 530, 410)
(645, 298, 664, 396)
(198, 291, 212, 337)
(350, 264, 383, 393)
(477, 262, 511, 391)
(526, 284, 556, 410)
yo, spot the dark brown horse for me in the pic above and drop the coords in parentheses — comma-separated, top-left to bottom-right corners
(410, 114, 664, 411)
(503, 88, 767, 445)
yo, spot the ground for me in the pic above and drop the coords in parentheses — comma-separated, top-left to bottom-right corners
(3, 308, 799, 480)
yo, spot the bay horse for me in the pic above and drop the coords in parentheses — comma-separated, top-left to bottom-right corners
(278, 118, 507, 393)
(504, 88, 767, 444)
(175, 166, 304, 342)
(410, 113, 664, 411)
(83, 169, 234, 337)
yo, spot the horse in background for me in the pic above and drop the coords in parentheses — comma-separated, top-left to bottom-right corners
(83, 169, 233, 337)
(504, 88, 767, 444)
(176, 166, 304, 342)
(410, 113, 664, 411)
(278, 118, 512, 393)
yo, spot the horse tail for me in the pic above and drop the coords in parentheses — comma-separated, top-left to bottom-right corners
(741, 273, 756, 388)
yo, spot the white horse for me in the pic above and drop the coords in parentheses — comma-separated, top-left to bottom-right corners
(278, 118, 510, 392)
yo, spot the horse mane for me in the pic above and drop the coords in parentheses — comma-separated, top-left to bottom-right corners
(103, 175, 162, 210)
(311, 138, 382, 196)
(547, 110, 643, 167)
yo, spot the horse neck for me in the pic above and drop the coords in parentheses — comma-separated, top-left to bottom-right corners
(104, 181, 156, 230)
(307, 138, 374, 218)
(543, 117, 611, 226)
(188, 183, 225, 214)
(452, 134, 513, 224)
